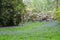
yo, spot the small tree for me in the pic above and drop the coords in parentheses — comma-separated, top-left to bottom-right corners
(0, 0, 26, 26)
(55, 0, 60, 22)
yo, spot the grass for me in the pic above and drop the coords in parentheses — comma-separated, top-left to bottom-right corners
(0, 21, 60, 40)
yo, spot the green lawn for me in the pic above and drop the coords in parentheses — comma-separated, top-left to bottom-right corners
(0, 22, 60, 40)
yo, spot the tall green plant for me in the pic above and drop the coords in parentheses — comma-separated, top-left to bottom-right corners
(55, 0, 60, 22)
(0, 0, 26, 26)
(55, 7, 60, 22)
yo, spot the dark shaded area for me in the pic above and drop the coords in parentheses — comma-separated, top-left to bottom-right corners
(0, 0, 26, 27)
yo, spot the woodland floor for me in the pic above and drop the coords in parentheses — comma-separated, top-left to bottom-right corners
(0, 21, 60, 40)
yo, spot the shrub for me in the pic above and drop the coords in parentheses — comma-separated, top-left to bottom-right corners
(55, 7, 60, 22)
(0, 0, 26, 26)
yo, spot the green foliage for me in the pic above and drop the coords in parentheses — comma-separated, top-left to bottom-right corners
(25, 0, 56, 12)
(54, 0, 60, 22)
(55, 7, 60, 22)
(0, 0, 26, 26)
